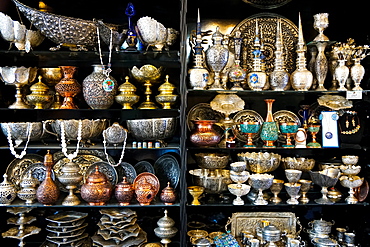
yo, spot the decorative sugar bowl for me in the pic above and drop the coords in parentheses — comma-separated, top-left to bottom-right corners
(155, 75, 178, 109)
(160, 182, 177, 205)
(154, 210, 178, 246)
(102, 122, 128, 146)
(134, 177, 157, 206)
(26, 75, 52, 109)
(0, 174, 17, 205)
(17, 173, 38, 204)
(115, 176, 135, 206)
(262, 224, 281, 247)
(58, 160, 83, 206)
(115, 76, 140, 109)
(80, 166, 113, 205)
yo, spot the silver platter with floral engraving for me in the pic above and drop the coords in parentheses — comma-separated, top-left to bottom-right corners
(242, 0, 293, 9)
(232, 109, 264, 142)
(154, 153, 180, 190)
(85, 161, 118, 186)
(273, 110, 301, 126)
(229, 13, 298, 75)
(6, 153, 44, 190)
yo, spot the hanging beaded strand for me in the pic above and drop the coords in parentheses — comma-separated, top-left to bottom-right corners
(96, 26, 115, 92)
(60, 120, 82, 161)
(102, 130, 128, 167)
(6, 122, 33, 159)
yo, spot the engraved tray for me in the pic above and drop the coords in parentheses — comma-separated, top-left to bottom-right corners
(229, 212, 297, 236)
(46, 211, 88, 225)
(229, 13, 298, 75)
(242, 0, 293, 9)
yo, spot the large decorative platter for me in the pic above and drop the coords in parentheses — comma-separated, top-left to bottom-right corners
(232, 109, 264, 142)
(242, 0, 293, 9)
(229, 13, 298, 75)
(229, 212, 297, 236)
(133, 172, 160, 196)
(187, 103, 224, 135)
(134, 160, 155, 175)
(53, 150, 115, 189)
(6, 153, 44, 190)
(153, 153, 180, 190)
(116, 162, 137, 184)
(273, 110, 301, 126)
(85, 161, 118, 186)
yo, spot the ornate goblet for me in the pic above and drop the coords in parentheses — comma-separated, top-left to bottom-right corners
(340, 165, 361, 176)
(131, 64, 164, 109)
(239, 121, 260, 148)
(285, 182, 301, 205)
(285, 169, 302, 184)
(339, 175, 364, 204)
(298, 179, 312, 204)
(342, 155, 359, 166)
(269, 179, 284, 204)
(230, 170, 250, 184)
(0, 66, 37, 109)
(188, 186, 204, 205)
(230, 161, 247, 173)
(248, 173, 274, 205)
(307, 124, 321, 148)
(279, 122, 298, 148)
(313, 13, 329, 42)
(310, 168, 340, 204)
(228, 183, 251, 205)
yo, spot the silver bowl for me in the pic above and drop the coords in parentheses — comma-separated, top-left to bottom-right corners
(341, 155, 359, 166)
(43, 119, 107, 142)
(0, 122, 47, 146)
(339, 165, 361, 176)
(281, 157, 315, 172)
(237, 152, 281, 173)
(126, 117, 176, 141)
(189, 169, 230, 194)
(194, 153, 229, 169)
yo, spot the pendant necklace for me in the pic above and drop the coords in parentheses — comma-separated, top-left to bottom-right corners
(96, 26, 115, 92)
(6, 122, 33, 159)
(321, 111, 338, 139)
(60, 120, 82, 161)
(102, 130, 128, 167)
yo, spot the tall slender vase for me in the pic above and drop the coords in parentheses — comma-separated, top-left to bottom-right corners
(314, 42, 329, 91)
(335, 59, 349, 91)
(36, 150, 60, 206)
(260, 99, 278, 148)
(55, 66, 81, 109)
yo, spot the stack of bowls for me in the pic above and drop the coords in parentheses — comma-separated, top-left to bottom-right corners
(44, 211, 89, 246)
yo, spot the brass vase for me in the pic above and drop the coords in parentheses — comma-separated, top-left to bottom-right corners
(54, 66, 81, 109)
(36, 150, 60, 206)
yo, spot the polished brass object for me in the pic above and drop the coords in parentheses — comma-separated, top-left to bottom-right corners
(115, 76, 140, 109)
(155, 75, 178, 109)
(58, 161, 83, 206)
(38, 67, 63, 109)
(269, 179, 284, 204)
(298, 179, 312, 204)
(17, 173, 38, 204)
(0, 66, 37, 109)
(131, 64, 164, 109)
(237, 152, 281, 174)
(26, 75, 52, 109)
(55, 66, 81, 109)
(187, 185, 204, 205)
(1, 207, 41, 247)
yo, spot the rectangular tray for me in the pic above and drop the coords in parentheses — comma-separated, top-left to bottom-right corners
(229, 212, 297, 237)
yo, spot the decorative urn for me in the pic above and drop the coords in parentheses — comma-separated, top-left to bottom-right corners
(80, 166, 113, 205)
(17, 173, 38, 204)
(0, 174, 17, 205)
(115, 76, 140, 109)
(154, 210, 178, 246)
(160, 182, 177, 205)
(26, 75, 52, 109)
(155, 75, 178, 109)
(134, 177, 157, 206)
(115, 176, 134, 206)
(103, 122, 128, 146)
(58, 160, 83, 206)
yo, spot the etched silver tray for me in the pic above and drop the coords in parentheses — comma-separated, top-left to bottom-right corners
(273, 110, 301, 126)
(229, 212, 297, 236)
(229, 13, 298, 75)
(154, 153, 180, 190)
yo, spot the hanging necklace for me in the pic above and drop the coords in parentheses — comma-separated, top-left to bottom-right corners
(102, 130, 128, 167)
(320, 111, 338, 139)
(6, 122, 33, 159)
(60, 120, 82, 161)
(96, 26, 115, 92)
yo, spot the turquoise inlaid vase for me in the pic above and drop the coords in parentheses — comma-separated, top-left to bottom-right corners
(260, 99, 278, 148)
